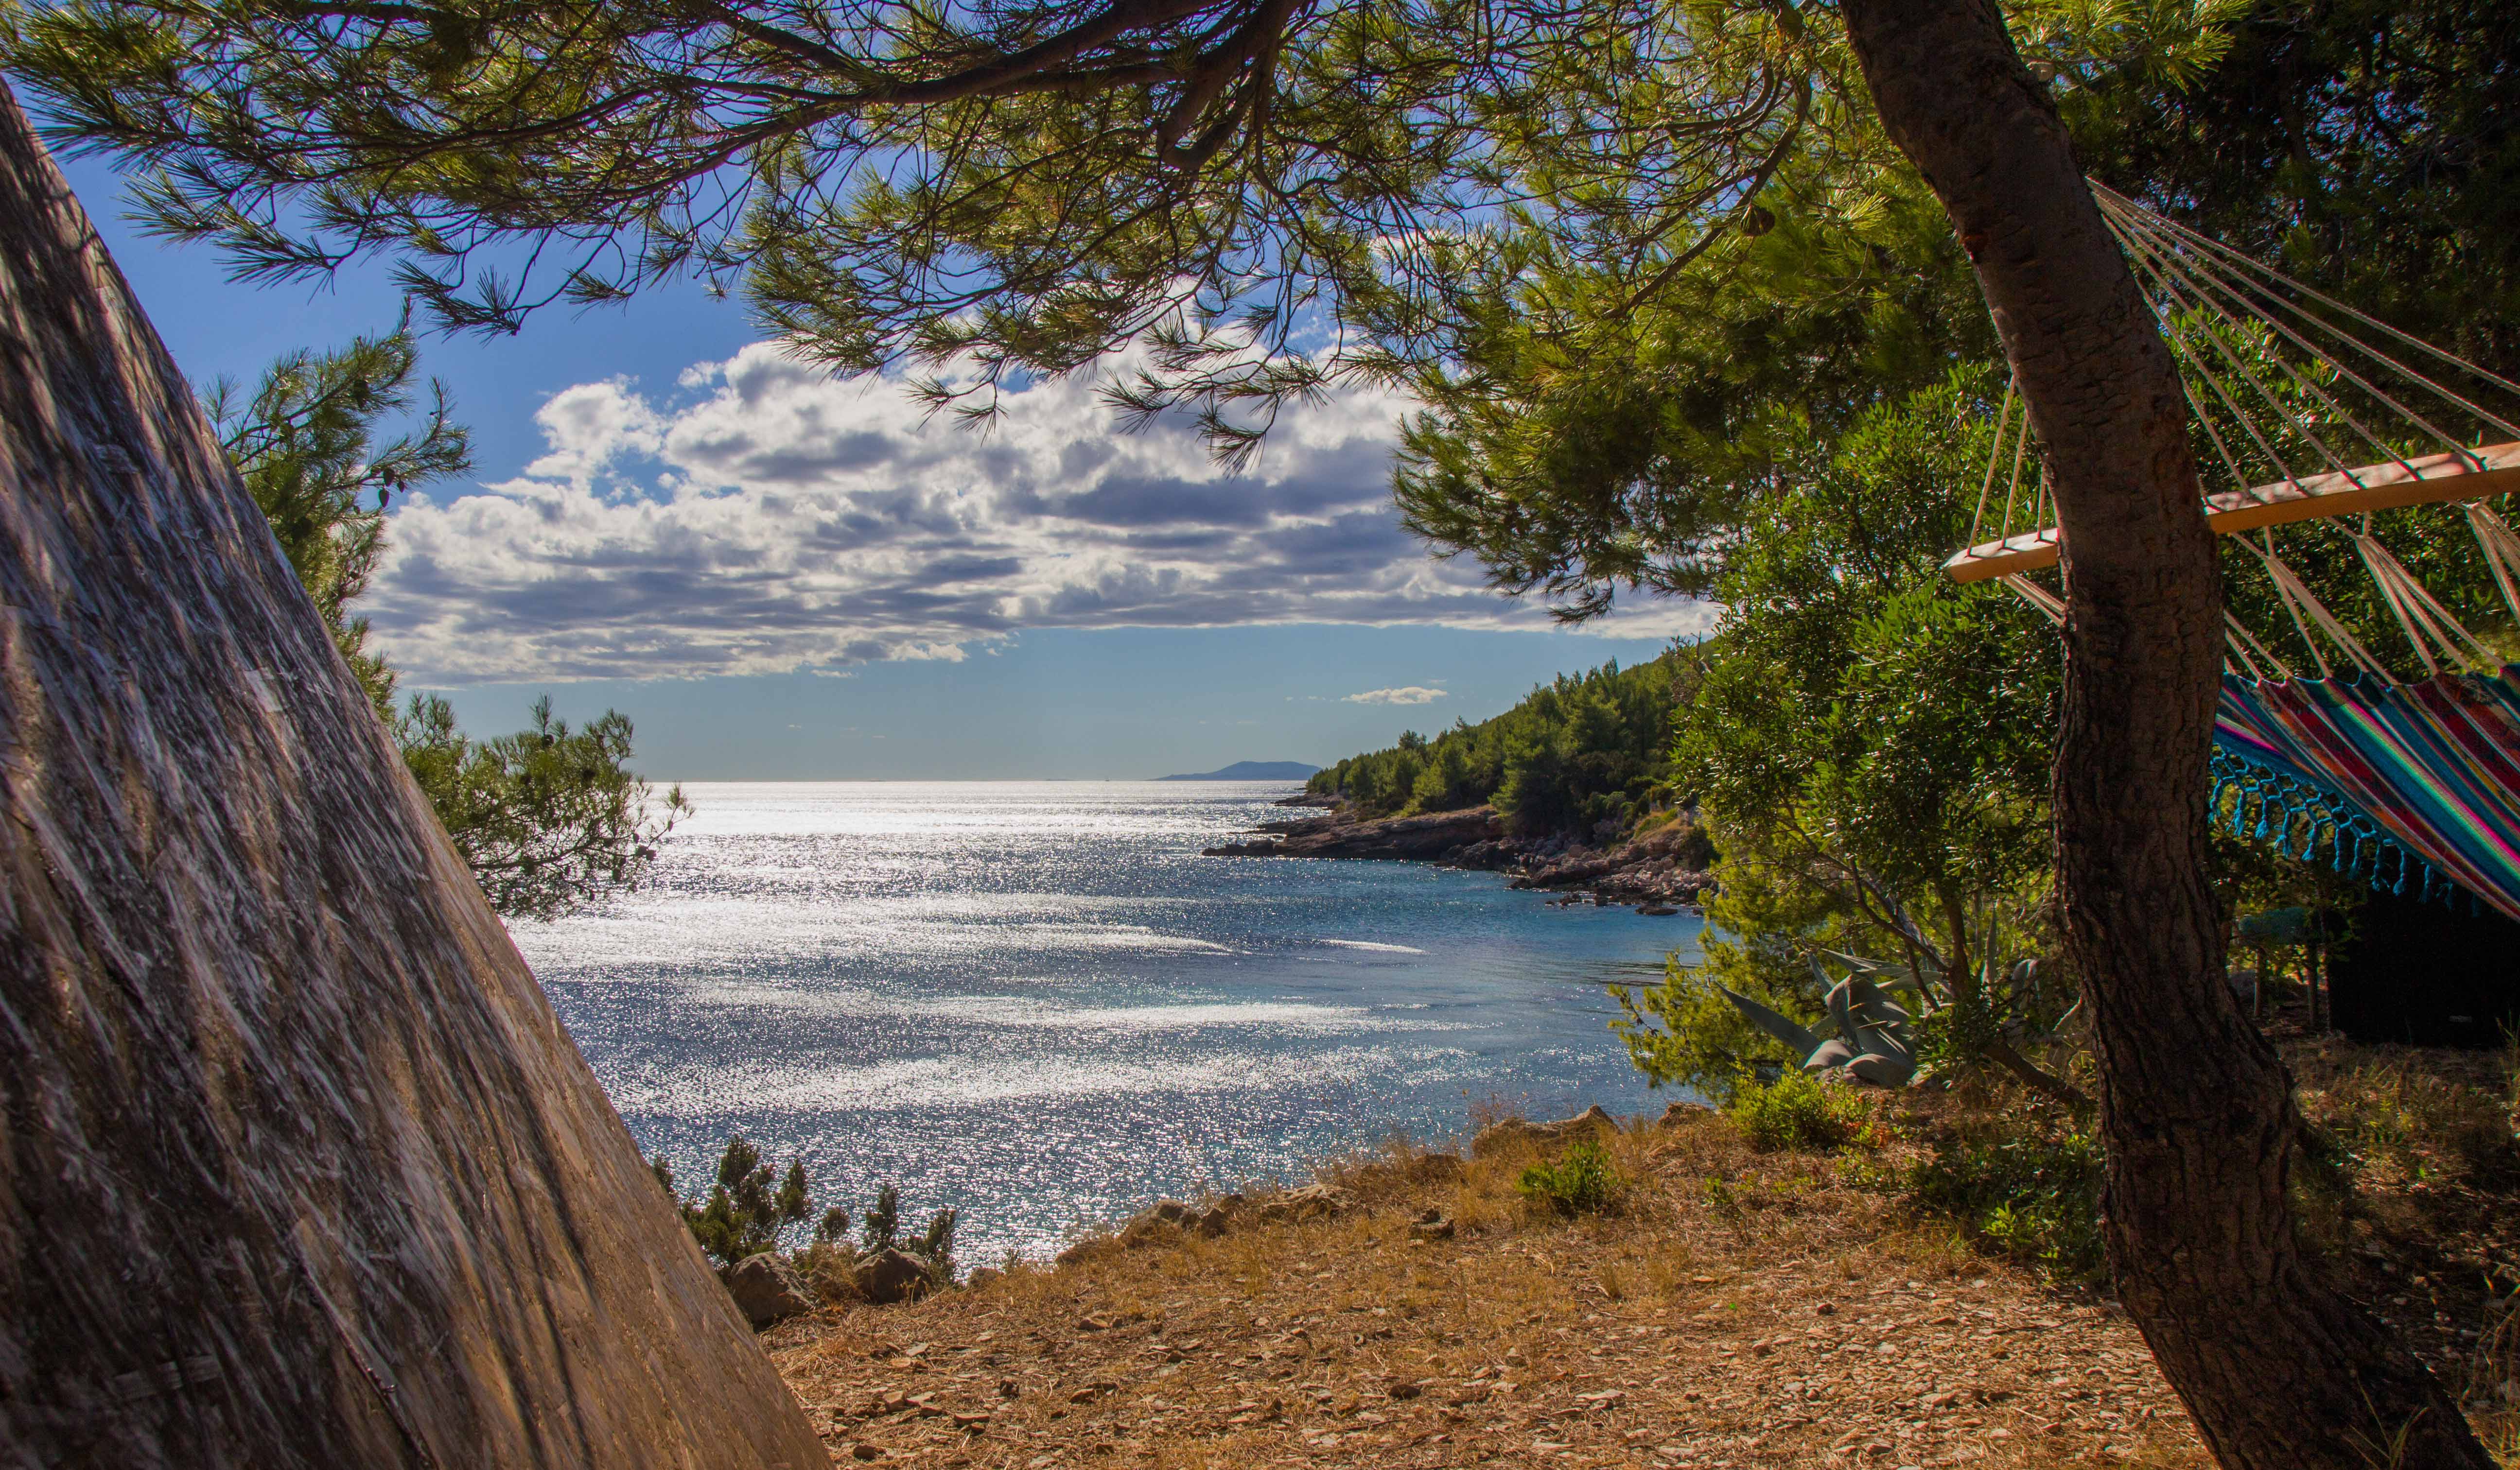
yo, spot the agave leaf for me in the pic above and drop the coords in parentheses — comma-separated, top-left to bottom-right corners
(1719, 986, 1822, 1059)
(1844, 976, 1913, 1035)
(1850, 1019, 1911, 1068)
(1846, 1052, 1916, 1088)
(2001, 958, 2039, 1000)
(1822, 975, 1855, 1040)
(1816, 947, 1924, 998)
(1802, 1038, 1858, 1073)
(1837, 977, 1912, 1074)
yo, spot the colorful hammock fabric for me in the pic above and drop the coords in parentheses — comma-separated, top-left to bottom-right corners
(2211, 666, 2520, 922)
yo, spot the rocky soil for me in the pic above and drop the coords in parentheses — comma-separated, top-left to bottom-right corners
(766, 1105, 2232, 1469)
(1202, 803, 1715, 910)
(753, 1010, 2520, 1470)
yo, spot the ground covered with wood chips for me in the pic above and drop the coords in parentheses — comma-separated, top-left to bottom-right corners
(766, 1039, 2519, 1470)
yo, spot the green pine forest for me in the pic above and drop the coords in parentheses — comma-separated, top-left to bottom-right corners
(1305, 654, 1692, 839)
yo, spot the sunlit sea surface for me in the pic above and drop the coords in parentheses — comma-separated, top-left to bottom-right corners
(514, 781, 1702, 1264)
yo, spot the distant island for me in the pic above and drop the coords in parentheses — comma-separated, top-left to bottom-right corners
(1155, 760, 1321, 781)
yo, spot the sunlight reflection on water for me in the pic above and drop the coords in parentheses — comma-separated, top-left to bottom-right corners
(512, 780, 1699, 1262)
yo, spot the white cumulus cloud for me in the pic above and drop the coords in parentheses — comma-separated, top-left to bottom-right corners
(1344, 686, 1448, 705)
(366, 342, 1709, 682)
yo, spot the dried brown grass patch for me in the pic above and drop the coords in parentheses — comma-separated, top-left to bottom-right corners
(766, 1104, 2218, 1468)
(761, 1044, 2518, 1467)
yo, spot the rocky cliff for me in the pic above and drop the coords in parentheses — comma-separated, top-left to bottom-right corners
(1203, 802, 1714, 908)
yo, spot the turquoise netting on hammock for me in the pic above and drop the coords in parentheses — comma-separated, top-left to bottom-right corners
(2213, 667, 2520, 921)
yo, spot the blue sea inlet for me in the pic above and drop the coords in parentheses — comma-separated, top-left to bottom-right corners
(511, 780, 1702, 1264)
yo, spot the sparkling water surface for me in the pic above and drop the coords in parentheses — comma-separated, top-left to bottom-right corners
(514, 780, 1701, 1264)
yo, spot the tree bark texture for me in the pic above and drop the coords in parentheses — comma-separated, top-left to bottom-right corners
(0, 86, 823, 1469)
(1836, 3, 2491, 1467)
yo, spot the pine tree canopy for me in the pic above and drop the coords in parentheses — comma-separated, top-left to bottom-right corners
(0, 0, 2224, 466)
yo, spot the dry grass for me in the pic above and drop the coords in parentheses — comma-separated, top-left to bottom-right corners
(760, 1036, 2520, 1468)
(768, 1111, 2202, 1468)
(2286, 1035, 2520, 1464)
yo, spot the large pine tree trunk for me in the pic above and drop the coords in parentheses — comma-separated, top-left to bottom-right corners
(1835, 3, 2490, 1466)
(0, 87, 822, 1469)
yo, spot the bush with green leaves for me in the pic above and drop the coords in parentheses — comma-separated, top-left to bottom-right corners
(651, 1136, 813, 1270)
(1900, 1111, 2107, 1285)
(1516, 1140, 1623, 1215)
(653, 1141, 962, 1283)
(860, 1183, 960, 1281)
(1728, 1072, 1869, 1154)
(1611, 375, 2070, 1103)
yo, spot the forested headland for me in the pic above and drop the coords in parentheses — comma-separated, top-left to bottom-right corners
(1305, 653, 1691, 840)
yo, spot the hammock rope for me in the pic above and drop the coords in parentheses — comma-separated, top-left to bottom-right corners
(2096, 187, 2520, 444)
(2104, 199, 2453, 484)
(1955, 186, 2520, 921)
(2348, 518, 2500, 677)
(2466, 502, 2520, 626)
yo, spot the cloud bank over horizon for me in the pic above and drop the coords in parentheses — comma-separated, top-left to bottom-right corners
(367, 342, 1711, 683)
(1344, 686, 1447, 705)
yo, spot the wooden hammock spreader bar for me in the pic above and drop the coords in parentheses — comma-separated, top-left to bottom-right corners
(1943, 441, 2520, 584)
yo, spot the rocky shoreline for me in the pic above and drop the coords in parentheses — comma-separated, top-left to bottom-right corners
(1201, 799, 1715, 911)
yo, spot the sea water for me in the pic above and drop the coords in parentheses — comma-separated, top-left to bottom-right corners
(513, 780, 1702, 1263)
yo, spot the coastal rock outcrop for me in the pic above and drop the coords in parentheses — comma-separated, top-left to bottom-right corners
(1470, 1104, 1621, 1158)
(854, 1247, 934, 1304)
(1205, 801, 1715, 908)
(1204, 805, 1505, 862)
(727, 1252, 817, 1327)
(1506, 819, 1717, 905)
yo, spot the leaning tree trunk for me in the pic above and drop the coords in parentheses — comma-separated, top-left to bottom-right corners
(1835, 3, 2491, 1467)
(0, 88, 822, 1469)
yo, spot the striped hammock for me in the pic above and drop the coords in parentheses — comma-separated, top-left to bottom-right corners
(2212, 667, 2520, 922)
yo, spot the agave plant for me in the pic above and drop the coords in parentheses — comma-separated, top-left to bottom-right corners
(1722, 953, 1919, 1087)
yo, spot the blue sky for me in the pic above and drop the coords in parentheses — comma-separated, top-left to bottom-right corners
(58, 153, 1703, 779)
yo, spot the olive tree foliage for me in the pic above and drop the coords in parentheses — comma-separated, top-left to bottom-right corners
(217, 332, 688, 920)
(0, 0, 2223, 467)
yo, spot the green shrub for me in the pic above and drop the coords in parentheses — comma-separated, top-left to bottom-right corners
(862, 1182, 960, 1280)
(1730, 1072, 1867, 1152)
(651, 1136, 811, 1269)
(1901, 1113, 2106, 1284)
(653, 1139, 959, 1280)
(1518, 1140, 1623, 1214)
